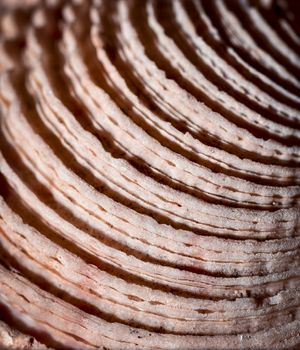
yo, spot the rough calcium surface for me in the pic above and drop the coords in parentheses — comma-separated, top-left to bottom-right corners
(0, 0, 299, 349)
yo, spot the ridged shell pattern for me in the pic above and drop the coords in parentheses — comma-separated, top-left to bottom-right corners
(0, 0, 299, 349)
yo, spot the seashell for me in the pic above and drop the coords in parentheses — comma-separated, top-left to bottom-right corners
(0, 0, 299, 349)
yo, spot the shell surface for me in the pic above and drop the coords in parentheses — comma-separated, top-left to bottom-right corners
(0, 0, 299, 349)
